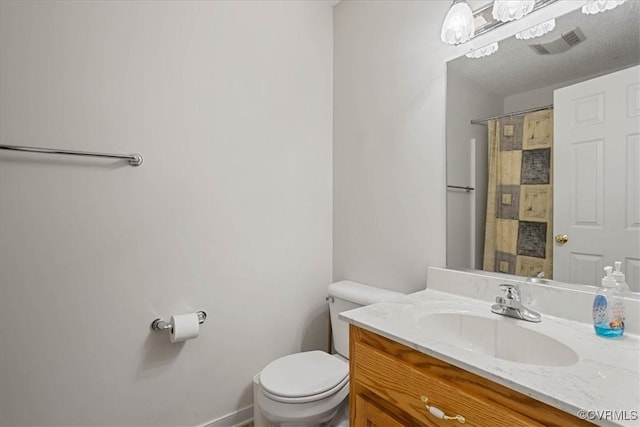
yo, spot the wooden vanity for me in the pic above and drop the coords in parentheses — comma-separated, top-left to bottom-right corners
(349, 325, 593, 427)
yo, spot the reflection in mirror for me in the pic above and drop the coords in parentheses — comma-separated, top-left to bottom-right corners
(446, 1, 640, 292)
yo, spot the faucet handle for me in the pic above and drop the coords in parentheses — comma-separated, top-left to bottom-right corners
(499, 283, 520, 300)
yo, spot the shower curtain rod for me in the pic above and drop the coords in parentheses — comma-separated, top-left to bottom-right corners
(470, 104, 553, 125)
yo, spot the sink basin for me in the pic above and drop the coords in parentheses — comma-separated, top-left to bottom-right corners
(420, 312, 578, 367)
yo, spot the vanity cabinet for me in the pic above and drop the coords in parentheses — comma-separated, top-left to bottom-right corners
(349, 325, 592, 427)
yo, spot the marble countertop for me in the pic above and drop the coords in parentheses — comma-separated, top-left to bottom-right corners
(340, 289, 640, 427)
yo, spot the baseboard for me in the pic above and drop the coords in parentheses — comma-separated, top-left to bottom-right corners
(200, 405, 254, 427)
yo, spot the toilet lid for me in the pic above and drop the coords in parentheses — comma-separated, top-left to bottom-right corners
(260, 351, 348, 399)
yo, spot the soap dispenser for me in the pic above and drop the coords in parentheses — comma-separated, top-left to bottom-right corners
(592, 266, 625, 338)
(612, 261, 630, 293)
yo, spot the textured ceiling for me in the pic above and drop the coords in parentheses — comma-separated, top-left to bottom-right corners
(447, 1, 640, 97)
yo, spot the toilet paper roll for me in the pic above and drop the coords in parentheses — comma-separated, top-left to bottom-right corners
(170, 313, 200, 343)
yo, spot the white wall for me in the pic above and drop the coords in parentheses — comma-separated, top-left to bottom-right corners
(333, 1, 466, 292)
(503, 66, 632, 112)
(503, 82, 562, 113)
(446, 70, 503, 270)
(0, 1, 333, 426)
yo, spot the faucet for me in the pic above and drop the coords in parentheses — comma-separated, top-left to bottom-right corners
(491, 284, 541, 322)
(526, 271, 546, 284)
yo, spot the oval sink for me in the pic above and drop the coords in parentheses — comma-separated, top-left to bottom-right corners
(421, 312, 578, 367)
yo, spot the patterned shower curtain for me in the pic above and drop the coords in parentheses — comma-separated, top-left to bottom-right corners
(482, 109, 554, 279)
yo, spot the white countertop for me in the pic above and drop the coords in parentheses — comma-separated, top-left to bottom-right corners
(340, 289, 640, 427)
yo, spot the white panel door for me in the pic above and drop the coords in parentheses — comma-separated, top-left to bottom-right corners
(554, 65, 640, 290)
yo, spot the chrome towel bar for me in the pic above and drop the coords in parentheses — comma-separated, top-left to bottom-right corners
(447, 185, 475, 192)
(0, 144, 143, 166)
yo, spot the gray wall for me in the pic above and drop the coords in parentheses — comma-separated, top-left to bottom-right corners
(333, 1, 458, 292)
(0, 1, 333, 425)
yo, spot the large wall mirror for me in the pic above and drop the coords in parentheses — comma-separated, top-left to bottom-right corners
(446, 1, 640, 293)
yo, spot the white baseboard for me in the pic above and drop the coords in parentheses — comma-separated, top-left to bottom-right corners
(200, 405, 254, 427)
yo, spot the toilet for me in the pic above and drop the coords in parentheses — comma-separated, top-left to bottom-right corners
(256, 280, 404, 427)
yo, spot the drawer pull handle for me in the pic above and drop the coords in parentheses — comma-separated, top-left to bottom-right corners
(420, 396, 466, 424)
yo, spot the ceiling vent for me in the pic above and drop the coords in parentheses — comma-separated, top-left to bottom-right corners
(529, 27, 586, 55)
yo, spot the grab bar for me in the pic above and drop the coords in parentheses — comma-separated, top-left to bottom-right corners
(447, 185, 474, 193)
(0, 144, 143, 166)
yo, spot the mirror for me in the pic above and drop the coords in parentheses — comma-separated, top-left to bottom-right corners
(445, 1, 640, 292)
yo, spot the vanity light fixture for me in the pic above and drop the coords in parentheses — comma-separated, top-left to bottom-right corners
(441, 0, 557, 47)
(515, 18, 556, 40)
(492, 0, 535, 22)
(581, 0, 626, 14)
(465, 42, 499, 58)
(442, 0, 626, 58)
(440, 0, 475, 45)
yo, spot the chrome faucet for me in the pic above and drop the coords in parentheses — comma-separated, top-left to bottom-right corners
(526, 271, 547, 284)
(491, 284, 541, 322)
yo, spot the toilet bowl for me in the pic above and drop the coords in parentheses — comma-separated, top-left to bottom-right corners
(255, 281, 403, 427)
(256, 352, 349, 426)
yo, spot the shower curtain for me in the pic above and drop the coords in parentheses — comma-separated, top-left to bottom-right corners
(482, 109, 554, 279)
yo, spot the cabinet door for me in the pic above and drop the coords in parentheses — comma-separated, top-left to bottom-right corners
(354, 395, 406, 427)
(350, 326, 592, 427)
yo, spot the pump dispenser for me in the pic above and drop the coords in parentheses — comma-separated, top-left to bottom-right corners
(592, 266, 625, 338)
(613, 261, 630, 293)
(602, 266, 615, 287)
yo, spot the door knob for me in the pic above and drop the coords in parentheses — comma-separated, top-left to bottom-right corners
(555, 234, 569, 244)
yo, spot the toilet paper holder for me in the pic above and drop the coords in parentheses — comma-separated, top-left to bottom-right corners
(151, 311, 207, 332)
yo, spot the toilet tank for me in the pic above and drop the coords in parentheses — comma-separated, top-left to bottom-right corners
(328, 281, 404, 359)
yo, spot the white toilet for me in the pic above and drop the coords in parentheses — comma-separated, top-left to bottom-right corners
(256, 280, 404, 427)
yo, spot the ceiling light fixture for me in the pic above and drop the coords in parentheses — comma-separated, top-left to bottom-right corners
(465, 42, 499, 58)
(492, 0, 535, 22)
(441, 0, 475, 45)
(581, 0, 626, 14)
(515, 18, 556, 40)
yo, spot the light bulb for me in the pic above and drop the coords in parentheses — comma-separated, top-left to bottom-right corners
(515, 19, 556, 40)
(441, 0, 475, 45)
(492, 0, 535, 22)
(582, 0, 626, 14)
(465, 42, 499, 59)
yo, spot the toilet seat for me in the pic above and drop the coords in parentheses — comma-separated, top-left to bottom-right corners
(259, 351, 349, 403)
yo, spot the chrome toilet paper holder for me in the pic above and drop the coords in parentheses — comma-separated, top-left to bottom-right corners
(151, 311, 207, 332)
